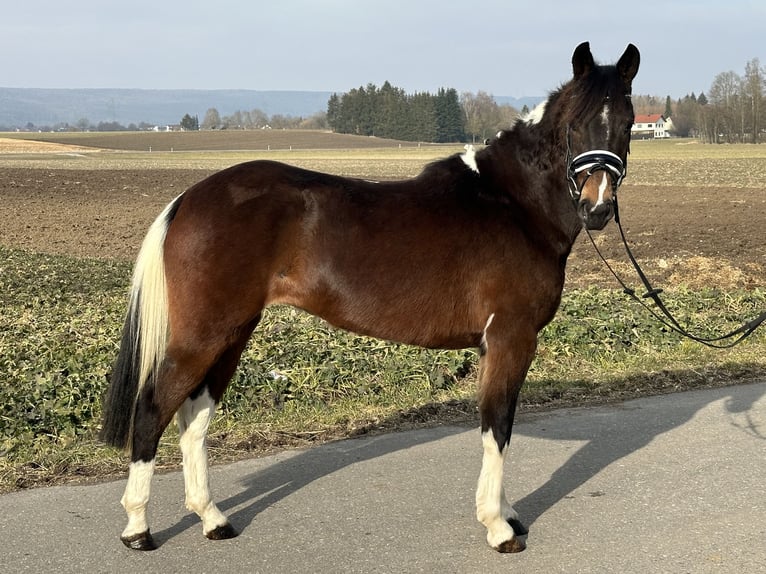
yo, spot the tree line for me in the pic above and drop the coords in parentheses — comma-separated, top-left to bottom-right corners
(11, 56, 762, 142)
(196, 108, 327, 131)
(326, 83, 464, 142)
(636, 57, 764, 143)
(325, 81, 518, 143)
(7, 109, 322, 133)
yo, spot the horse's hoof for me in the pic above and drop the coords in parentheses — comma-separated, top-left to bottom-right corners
(495, 536, 526, 553)
(121, 530, 158, 551)
(206, 523, 238, 540)
(508, 518, 528, 536)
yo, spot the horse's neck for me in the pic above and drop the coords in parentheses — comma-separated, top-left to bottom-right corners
(484, 131, 582, 256)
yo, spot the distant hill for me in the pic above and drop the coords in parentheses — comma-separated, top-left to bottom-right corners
(0, 88, 334, 129)
(0, 88, 545, 130)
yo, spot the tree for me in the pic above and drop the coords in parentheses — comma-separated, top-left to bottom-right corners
(664, 96, 673, 118)
(249, 108, 269, 128)
(76, 117, 91, 131)
(375, 81, 407, 139)
(327, 93, 342, 132)
(180, 113, 199, 131)
(434, 87, 465, 142)
(709, 71, 742, 142)
(744, 58, 764, 143)
(409, 92, 436, 142)
(96, 121, 127, 131)
(497, 104, 519, 132)
(201, 108, 221, 130)
(461, 91, 502, 143)
(327, 81, 466, 142)
(222, 110, 244, 129)
(299, 112, 329, 130)
(671, 94, 699, 138)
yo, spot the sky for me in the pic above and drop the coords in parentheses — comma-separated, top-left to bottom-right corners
(2, 0, 764, 99)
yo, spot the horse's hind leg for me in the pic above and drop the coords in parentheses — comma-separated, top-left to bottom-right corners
(120, 457, 157, 549)
(120, 373, 182, 549)
(475, 318, 536, 553)
(120, 350, 214, 550)
(120, 317, 258, 550)
(177, 317, 260, 540)
(177, 389, 234, 539)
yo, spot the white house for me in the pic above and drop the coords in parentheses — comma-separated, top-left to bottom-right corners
(632, 114, 672, 139)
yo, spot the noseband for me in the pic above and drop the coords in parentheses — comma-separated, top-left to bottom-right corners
(565, 130, 626, 204)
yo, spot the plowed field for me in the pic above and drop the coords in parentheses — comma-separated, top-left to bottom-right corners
(1, 133, 764, 291)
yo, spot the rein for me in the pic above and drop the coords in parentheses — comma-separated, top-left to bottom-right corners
(565, 128, 766, 348)
(585, 197, 766, 349)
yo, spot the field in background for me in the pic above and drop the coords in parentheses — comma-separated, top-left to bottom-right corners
(1, 129, 443, 152)
(1, 132, 765, 491)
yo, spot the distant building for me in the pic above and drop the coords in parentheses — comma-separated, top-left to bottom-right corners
(151, 124, 182, 132)
(632, 114, 672, 139)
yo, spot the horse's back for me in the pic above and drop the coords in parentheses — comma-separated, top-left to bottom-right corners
(161, 159, 561, 348)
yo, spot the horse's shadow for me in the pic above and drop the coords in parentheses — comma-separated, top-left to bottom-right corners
(512, 380, 766, 529)
(153, 379, 765, 546)
(152, 423, 467, 545)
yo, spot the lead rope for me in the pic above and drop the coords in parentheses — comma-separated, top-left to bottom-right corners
(586, 196, 766, 348)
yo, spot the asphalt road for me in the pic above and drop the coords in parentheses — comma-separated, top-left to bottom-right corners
(2, 381, 765, 574)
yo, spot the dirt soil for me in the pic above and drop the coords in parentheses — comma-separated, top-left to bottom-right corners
(0, 168, 764, 290)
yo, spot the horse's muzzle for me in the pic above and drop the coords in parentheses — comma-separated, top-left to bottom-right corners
(579, 198, 614, 230)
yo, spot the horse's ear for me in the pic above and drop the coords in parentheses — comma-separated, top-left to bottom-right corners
(617, 44, 640, 88)
(572, 42, 594, 78)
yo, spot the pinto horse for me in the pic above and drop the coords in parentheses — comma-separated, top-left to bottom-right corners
(100, 41, 640, 553)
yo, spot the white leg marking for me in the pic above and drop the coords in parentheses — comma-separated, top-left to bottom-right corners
(121, 459, 155, 538)
(476, 431, 516, 549)
(178, 390, 229, 534)
(460, 144, 480, 173)
(500, 485, 520, 522)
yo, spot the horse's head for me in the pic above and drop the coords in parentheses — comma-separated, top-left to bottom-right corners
(565, 42, 640, 230)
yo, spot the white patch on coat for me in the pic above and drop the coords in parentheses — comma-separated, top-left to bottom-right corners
(461, 144, 480, 173)
(523, 101, 547, 125)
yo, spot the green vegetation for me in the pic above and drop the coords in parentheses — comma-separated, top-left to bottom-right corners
(327, 83, 466, 142)
(1, 245, 764, 492)
(1, 135, 765, 492)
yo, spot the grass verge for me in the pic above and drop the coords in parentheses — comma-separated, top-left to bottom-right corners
(1, 245, 764, 492)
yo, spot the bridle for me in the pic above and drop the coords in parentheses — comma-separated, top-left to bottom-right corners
(566, 125, 766, 348)
(565, 127, 627, 205)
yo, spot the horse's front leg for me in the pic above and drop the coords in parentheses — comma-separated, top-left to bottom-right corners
(475, 318, 536, 553)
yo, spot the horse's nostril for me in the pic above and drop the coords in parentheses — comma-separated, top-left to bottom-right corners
(578, 199, 615, 230)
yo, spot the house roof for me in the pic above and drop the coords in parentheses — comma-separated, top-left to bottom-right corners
(634, 114, 664, 124)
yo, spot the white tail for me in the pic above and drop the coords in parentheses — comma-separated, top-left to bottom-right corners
(101, 194, 183, 450)
(130, 197, 181, 397)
